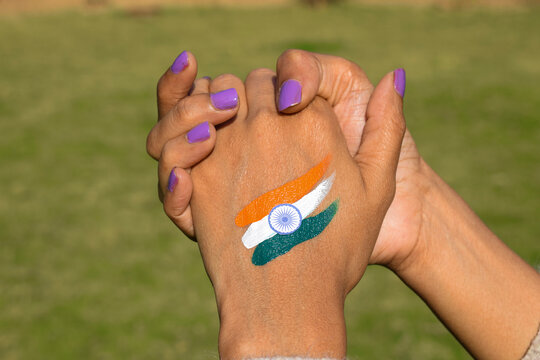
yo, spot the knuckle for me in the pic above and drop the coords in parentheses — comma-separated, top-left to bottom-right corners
(163, 200, 175, 220)
(212, 73, 242, 86)
(245, 67, 275, 82)
(342, 58, 365, 77)
(160, 139, 179, 165)
(278, 49, 307, 66)
(336, 59, 370, 90)
(250, 106, 275, 122)
(173, 96, 198, 121)
(146, 131, 159, 160)
(158, 146, 178, 179)
(191, 78, 209, 92)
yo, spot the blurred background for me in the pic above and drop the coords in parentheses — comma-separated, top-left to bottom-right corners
(1, 0, 539, 358)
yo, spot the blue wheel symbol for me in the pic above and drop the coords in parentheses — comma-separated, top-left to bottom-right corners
(268, 204, 302, 235)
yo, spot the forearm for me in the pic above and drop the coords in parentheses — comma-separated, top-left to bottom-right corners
(397, 162, 540, 360)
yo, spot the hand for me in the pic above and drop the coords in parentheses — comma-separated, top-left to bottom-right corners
(147, 50, 423, 271)
(275, 50, 540, 360)
(157, 67, 405, 358)
(146, 51, 240, 238)
(274, 50, 426, 271)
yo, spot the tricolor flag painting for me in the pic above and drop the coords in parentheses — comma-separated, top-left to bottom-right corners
(235, 154, 339, 266)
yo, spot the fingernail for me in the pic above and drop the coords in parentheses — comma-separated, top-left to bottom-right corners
(168, 168, 178, 192)
(394, 68, 406, 98)
(202, 76, 211, 80)
(210, 88, 238, 110)
(187, 121, 210, 144)
(278, 79, 302, 111)
(171, 51, 189, 74)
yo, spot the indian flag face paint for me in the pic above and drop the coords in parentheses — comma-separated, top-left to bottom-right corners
(236, 155, 339, 266)
(235, 154, 332, 227)
(241, 173, 335, 249)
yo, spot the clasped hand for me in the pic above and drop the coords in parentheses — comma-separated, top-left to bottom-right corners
(146, 50, 540, 360)
(147, 50, 408, 358)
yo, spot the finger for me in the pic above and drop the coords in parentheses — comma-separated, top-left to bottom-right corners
(158, 121, 216, 198)
(244, 68, 278, 119)
(147, 89, 239, 159)
(163, 167, 195, 239)
(275, 49, 373, 154)
(209, 73, 247, 124)
(190, 77, 211, 96)
(355, 69, 406, 206)
(275, 49, 372, 112)
(157, 51, 198, 119)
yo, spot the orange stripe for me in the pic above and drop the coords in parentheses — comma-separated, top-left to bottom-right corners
(235, 154, 331, 227)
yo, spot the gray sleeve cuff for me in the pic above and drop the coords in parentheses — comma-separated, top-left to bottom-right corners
(522, 325, 540, 360)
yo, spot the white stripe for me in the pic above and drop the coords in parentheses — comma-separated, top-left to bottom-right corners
(241, 172, 335, 249)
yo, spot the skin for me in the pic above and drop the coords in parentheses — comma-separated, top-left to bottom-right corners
(148, 57, 405, 358)
(272, 50, 540, 359)
(146, 50, 540, 359)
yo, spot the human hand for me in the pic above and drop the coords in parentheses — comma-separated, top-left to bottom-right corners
(274, 50, 427, 272)
(156, 67, 405, 358)
(274, 50, 540, 360)
(146, 51, 240, 238)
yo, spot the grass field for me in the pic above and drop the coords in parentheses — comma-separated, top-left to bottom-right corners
(1, 4, 539, 359)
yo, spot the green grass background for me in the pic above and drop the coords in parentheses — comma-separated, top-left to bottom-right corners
(1, 4, 539, 359)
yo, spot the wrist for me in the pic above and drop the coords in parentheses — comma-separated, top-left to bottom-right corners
(392, 160, 466, 278)
(380, 158, 440, 276)
(388, 158, 484, 277)
(216, 286, 347, 359)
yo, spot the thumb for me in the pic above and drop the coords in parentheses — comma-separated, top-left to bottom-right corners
(275, 50, 372, 112)
(157, 51, 198, 119)
(275, 49, 373, 154)
(355, 69, 406, 203)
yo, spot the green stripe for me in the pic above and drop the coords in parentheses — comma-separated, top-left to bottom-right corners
(251, 199, 339, 266)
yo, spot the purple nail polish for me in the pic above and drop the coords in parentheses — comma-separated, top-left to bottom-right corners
(187, 121, 210, 144)
(210, 88, 238, 110)
(171, 51, 189, 74)
(394, 68, 406, 98)
(167, 168, 178, 192)
(278, 79, 302, 112)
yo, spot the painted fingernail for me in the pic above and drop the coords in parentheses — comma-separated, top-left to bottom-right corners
(210, 88, 238, 110)
(278, 79, 302, 111)
(394, 68, 406, 98)
(187, 121, 210, 143)
(171, 51, 189, 74)
(168, 168, 178, 192)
